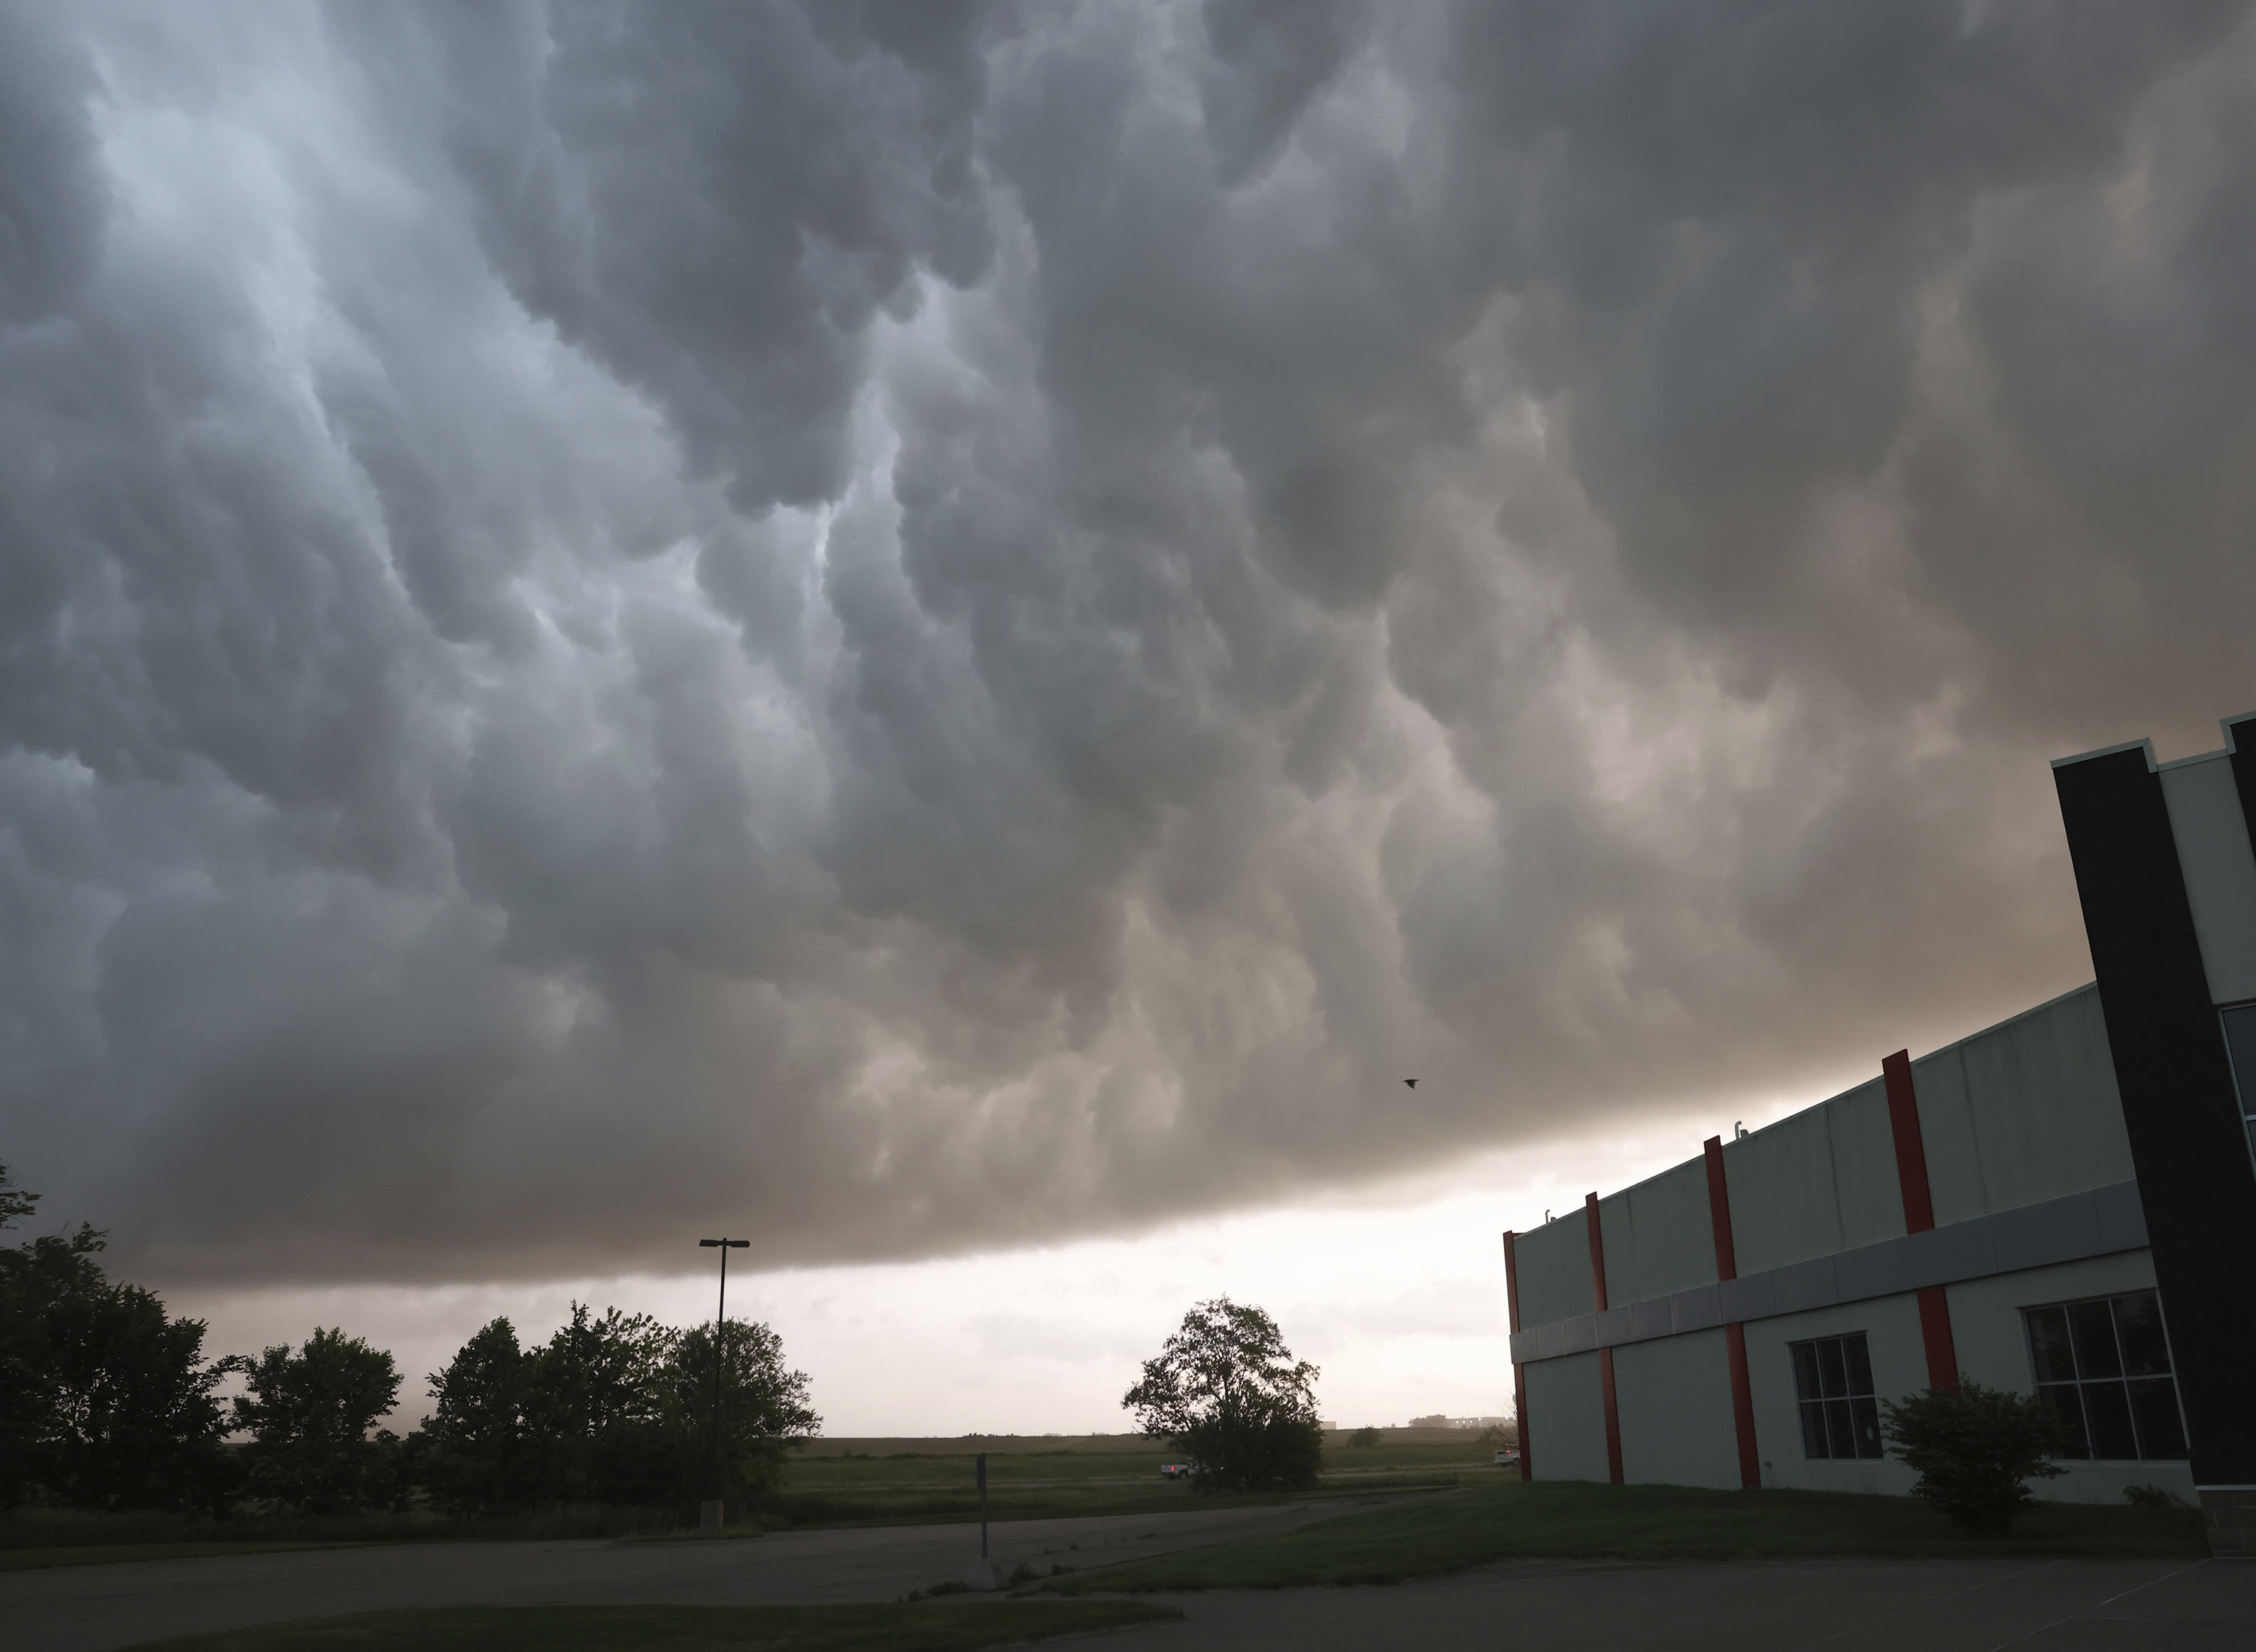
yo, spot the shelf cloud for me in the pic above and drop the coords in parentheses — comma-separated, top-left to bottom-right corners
(5, 0, 2253, 1287)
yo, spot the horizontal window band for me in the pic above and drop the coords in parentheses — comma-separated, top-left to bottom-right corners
(1509, 1181, 2148, 1365)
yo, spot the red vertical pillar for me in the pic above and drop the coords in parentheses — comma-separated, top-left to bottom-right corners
(1502, 1230, 1531, 1481)
(1705, 1135, 1762, 1490)
(1883, 1049, 1959, 1393)
(1586, 1192, 1624, 1485)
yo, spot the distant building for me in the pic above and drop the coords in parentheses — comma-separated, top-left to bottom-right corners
(1502, 711, 2256, 1557)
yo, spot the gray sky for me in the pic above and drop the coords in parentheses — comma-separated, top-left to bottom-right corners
(6, 0, 2255, 1302)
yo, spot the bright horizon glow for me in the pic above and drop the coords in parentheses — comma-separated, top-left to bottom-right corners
(174, 1090, 1833, 1438)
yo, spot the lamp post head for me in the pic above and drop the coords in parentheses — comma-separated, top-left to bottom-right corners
(698, 1238, 750, 1248)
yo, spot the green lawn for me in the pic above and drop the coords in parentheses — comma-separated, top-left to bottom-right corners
(0, 1541, 378, 1573)
(1043, 1478, 2209, 1592)
(119, 1602, 1178, 1651)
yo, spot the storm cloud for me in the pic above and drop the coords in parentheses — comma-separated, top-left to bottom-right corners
(4, 0, 2254, 1287)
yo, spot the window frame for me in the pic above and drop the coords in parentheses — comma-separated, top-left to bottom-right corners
(2019, 1288, 2188, 1463)
(1786, 1330, 1885, 1461)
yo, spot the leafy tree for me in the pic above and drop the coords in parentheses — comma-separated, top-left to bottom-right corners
(517, 1302, 675, 1505)
(1123, 1297, 1323, 1494)
(1, 1164, 232, 1511)
(417, 1317, 535, 1514)
(229, 1328, 404, 1512)
(41, 1279, 233, 1511)
(1348, 1426, 1381, 1450)
(421, 1304, 822, 1514)
(0, 1175, 105, 1508)
(1880, 1380, 2070, 1533)
(0, 1161, 35, 1231)
(662, 1317, 821, 1506)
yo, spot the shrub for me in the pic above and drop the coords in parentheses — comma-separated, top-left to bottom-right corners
(1348, 1427, 1381, 1450)
(2124, 1483, 2186, 1509)
(1878, 1381, 2069, 1534)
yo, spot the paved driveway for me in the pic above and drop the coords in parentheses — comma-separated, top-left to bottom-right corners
(2, 1499, 1356, 1652)
(11, 1512, 2248, 1651)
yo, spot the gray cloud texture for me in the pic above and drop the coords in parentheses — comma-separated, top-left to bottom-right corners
(5, 0, 2254, 1287)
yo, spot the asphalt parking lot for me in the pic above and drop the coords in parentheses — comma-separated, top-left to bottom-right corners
(5, 1509, 2246, 1651)
(2, 1500, 1345, 1652)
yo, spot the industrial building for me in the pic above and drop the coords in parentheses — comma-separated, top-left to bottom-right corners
(1502, 711, 2256, 1556)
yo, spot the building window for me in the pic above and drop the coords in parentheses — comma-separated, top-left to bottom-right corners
(2023, 1290, 2187, 1461)
(2223, 1004, 2256, 1168)
(1791, 1333, 1882, 1460)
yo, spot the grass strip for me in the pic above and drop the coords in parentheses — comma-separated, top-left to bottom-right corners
(0, 1470, 1484, 1564)
(120, 1601, 1179, 1651)
(1044, 1478, 2209, 1592)
(0, 1541, 384, 1573)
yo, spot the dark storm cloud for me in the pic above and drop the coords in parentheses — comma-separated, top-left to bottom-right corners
(4, 0, 2253, 1286)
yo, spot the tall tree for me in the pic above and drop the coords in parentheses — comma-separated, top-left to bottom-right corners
(517, 1302, 674, 1505)
(229, 1328, 403, 1512)
(2, 1163, 232, 1511)
(0, 1162, 81, 1505)
(662, 1317, 821, 1505)
(1123, 1297, 1323, 1494)
(417, 1317, 534, 1514)
(41, 1280, 232, 1511)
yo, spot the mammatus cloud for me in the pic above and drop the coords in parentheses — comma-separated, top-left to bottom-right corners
(3, 0, 2252, 1287)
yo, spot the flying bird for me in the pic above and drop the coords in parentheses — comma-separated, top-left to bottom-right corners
(1403, 1079, 1416, 1088)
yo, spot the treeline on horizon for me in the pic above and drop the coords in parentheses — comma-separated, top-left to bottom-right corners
(0, 1163, 817, 1521)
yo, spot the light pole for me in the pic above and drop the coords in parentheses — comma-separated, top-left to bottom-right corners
(697, 1237, 748, 1532)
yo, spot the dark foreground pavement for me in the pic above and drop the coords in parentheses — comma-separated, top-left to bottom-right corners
(1, 1499, 1359, 1652)
(10, 1512, 2249, 1652)
(1103, 1555, 2251, 1650)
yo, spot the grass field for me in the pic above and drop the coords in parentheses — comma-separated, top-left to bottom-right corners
(0, 1430, 1503, 1566)
(1042, 1477, 2211, 1593)
(119, 1601, 1180, 1651)
(760, 1429, 1494, 1528)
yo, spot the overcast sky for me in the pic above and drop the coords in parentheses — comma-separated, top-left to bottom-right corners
(6, 0, 2256, 1430)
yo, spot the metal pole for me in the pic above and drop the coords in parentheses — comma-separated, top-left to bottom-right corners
(977, 1451, 988, 1560)
(696, 1238, 748, 1530)
(714, 1241, 727, 1498)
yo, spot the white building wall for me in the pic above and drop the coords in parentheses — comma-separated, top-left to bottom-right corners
(1613, 1329, 1740, 1490)
(1723, 1076, 1905, 1275)
(1945, 1249, 2196, 1505)
(1598, 1157, 1718, 1304)
(1913, 985, 2134, 1226)
(1507, 980, 2191, 1505)
(1742, 1292, 1925, 1496)
(1515, 1205, 1594, 1327)
(1524, 1350, 1610, 1484)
